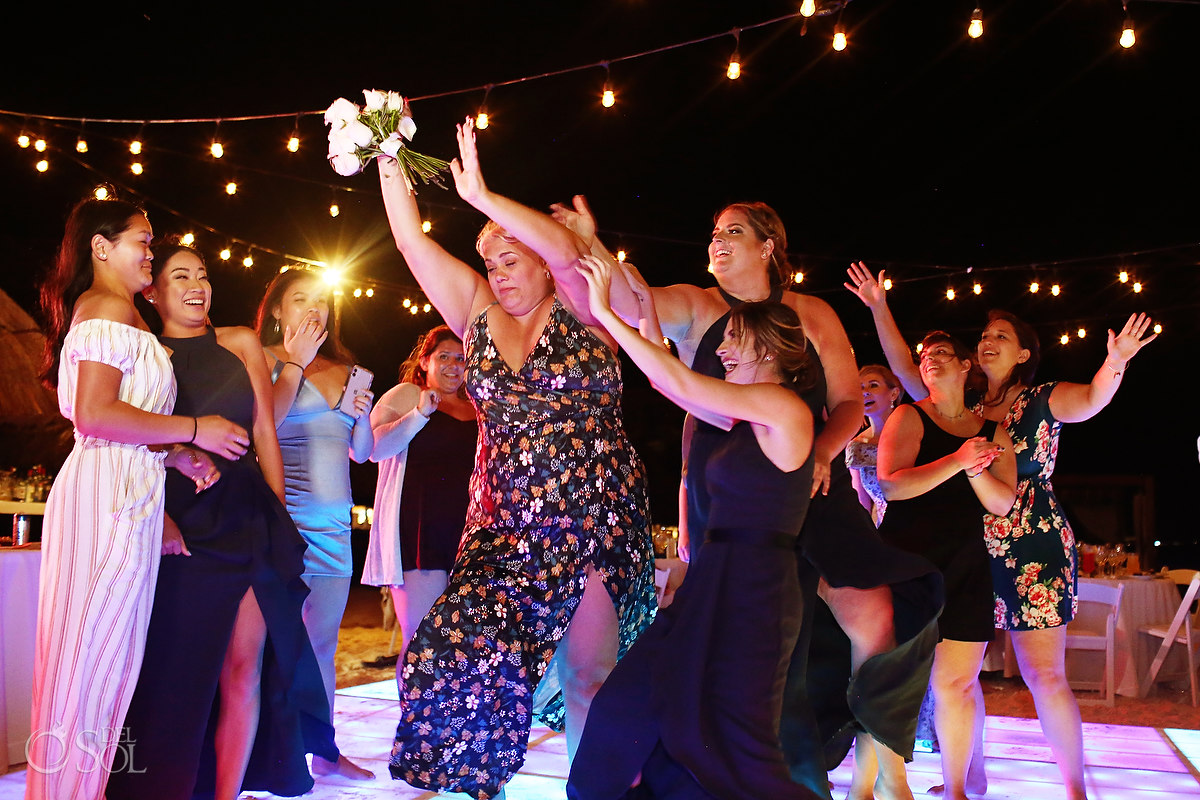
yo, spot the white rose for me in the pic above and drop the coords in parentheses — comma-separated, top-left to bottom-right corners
(327, 131, 357, 158)
(379, 132, 404, 158)
(329, 152, 362, 176)
(386, 91, 404, 111)
(324, 97, 360, 127)
(398, 114, 417, 142)
(344, 119, 374, 148)
(363, 89, 386, 111)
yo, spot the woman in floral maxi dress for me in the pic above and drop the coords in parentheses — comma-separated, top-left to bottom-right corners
(377, 120, 655, 799)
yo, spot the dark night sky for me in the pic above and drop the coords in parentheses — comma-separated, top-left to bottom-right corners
(1, 1, 1197, 546)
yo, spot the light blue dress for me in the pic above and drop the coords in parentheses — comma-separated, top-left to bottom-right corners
(272, 361, 355, 578)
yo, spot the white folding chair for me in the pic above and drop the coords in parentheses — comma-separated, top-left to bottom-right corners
(1139, 569, 1200, 706)
(1064, 580, 1125, 706)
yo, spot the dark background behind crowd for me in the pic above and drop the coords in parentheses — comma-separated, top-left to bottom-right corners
(1, 0, 1196, 565)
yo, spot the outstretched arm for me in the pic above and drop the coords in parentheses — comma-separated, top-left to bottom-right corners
(1048, 313, 1156, 424)
(845, 263, 925, 400)
(378, 154, 490, 337)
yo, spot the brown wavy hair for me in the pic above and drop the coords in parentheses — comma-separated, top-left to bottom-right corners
(253, 268, 354, 365)
(727, 301, 813, 390)
(716, 202, 792, 288)
(39, 196, 147, 388)
(981, 309, 1041, 408)
(399, 325, 467, 399)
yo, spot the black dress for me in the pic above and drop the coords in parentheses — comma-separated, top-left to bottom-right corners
(686, 290, 944, 797)
(107, 328, 337, 800)
(568, 417, 819, 800)
(399, 409, 477, 571)
(877, 405, 998, 643)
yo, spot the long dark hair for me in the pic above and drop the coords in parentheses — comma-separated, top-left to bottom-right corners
(920, 330, 987, 400)
(138, 238, 207, 332)
(728, 301, 813, 390)
(253, 268, 353, 365)
(399, 325, 467, 399)
(716, 202, 792, 288)
(981, 309, 1040, 408)
(39, 196, 146, 388)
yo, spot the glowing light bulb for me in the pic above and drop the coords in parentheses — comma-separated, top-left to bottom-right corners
(832, 24, 847, 51)
(365, 288, 374, 298)
(1153, 323, 1162, 334)
(946, 288, 956, 300)
(353, 288, 363, 298)
(617, 250, 627, 262)
(130, 140, 142, 155)
(403, 298, 412, 308)
(727, 56, 741, 80)
(243, 255, 254, 268)
(800, 0, 816, 17)
(1029, 281, 1040, 293)
(181, 232, 195, 246)
(1118, 270, 1129, 283)
(882, 278, 892, 291)
(423, 303, 432, 313)
(972, 282, 982, 295)
(286, 135, 300, 153)
(707, 264, 715, 274)
(794, 271, 805, 284)
(130, 162, 143, 175)
(1060, 333, 1070, 345)
(34, 139, 46, 152)
(76, 138, 88, 153)
(1132, 281, 1142, 293)
(210, 141, 224, 158)
(1050, 283, 1060, 296)
(601, 83, 616, 108)
(968, 7, 983, 39)
(322, 269, 341, 287)
(421, 220, 432, 233)
(17, 134, 30, 148)
(409, 305, 419, 315)
(225, 182, 238, 195)
(915, 342, 924, 354)
(35, 159, 49, 172)
(279, 266, 289, 273)
(330, 204, 340, 218)
(475, 111, 489, 130)
(1120, 18, 1135, 49)
(94, 187, 108, 200)
(1077, 327, 1087, 339)
(220, 248, 231, 261)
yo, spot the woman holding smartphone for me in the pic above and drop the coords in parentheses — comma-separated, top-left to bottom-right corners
(254, 268, 375, 780)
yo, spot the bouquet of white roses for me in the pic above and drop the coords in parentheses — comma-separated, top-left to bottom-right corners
(325, 90, 449, 190)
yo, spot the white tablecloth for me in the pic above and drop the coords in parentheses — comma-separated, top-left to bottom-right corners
(0, 545, 40, 768)
(1070, 575, 1182, 697)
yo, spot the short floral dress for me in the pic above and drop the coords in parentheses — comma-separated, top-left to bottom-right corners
(390, 298, 656, 800)
(983, 383, 1078, 631)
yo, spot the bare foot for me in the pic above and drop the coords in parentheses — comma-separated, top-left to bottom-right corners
(312, 753, 375, 780)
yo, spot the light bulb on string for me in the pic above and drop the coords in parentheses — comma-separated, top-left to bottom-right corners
(600, 62, 616, 108)
(726, 29, 742, 80)
(476, 85, 492, 130)
(94, 186, 108, 200)
(365, 288, 374, 298)
(409, 305, 419, 315)
(832, 22, 847, 51)
(968, 7, 983, 39)
(76, 133, 88, 153)
(243, 253, 254, 269)
(130, 162, 143, 175)
(616, 249, 627, 263)
(35, 159, 48, 173)
(1118, 270, 1129, 283)
(421, 220, 432, 234)
(1029, 280, 1040, 294)
(33, 138, 46, 153)
(403, 298, 412, 308)
(286, 116, 301, 153)
(353, 287, 363, 298)
(972, 282, 982, 295)
(882, 277, 892, 291)
(181, 232, 195, 246)
(1050, 283, 1061, 296)
(794, 271, 805, 284)
(210, 121, 224, 158)
(800, 0, 816, 17)
(17, 133, 30, 148)
(1132, 281, 1142, 293)
(1060, 333, 1070, 345)
(914, 342, 923, 354)
(1077, 327, 1087, 339)
(225, 181, 238, 196)
(1153, 323, 1162, 335)
(423, 303, 432, 313)
(329, 203, 340, 218)
(219, 247, 232, 261)
(1120, 13, 1135, 48)
(946, 287, 956, 301)
(129, 139, 142, 155)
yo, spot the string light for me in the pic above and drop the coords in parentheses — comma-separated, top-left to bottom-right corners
(1050, 283, 1061, 296)
(972, 282, 982, 295)
(130, 162, 143, 175)
(129, 138, 142, 155)
(225, 181, 238, 195)
(1029, 280, 1040, 293)
(286, 116, 301, 153)
(409, 305, 419, 315)
(476, 85, 492, 130)
(365, 288, 374, 298)
(1060, 333, 1070, 345)
(17, 133, 30, 148)
(601, 63, 616, 108)
(423, 303, 432, 313)
(1153, 323, 1162, 334)
(915, 342, 924, 354)
(617, 249, 628, 262)
(882, 277, 892, 291)
(946, 287, 956, 300)
(180, 232, 195, 246)
(727, 30, 742, 80)
(353, 287, 363, 298)
(219, 247, 232, 261)
(75, 135, 88, 153)
(329, 203, 339, 217)
(421, 220, 432, 233)
(1077, 327, 1087, 338)
(1132, 281, 1142, 293)
(1118, 270, 1129, 283)
(793, 271, 804, 284)
(93, 186, 108, 200)
(35, 159, 48, 172)
(403, 298, 412, 308)
(243, 253, 254, 268)
(210, 122, 224, 158)
(968, 7, 984, 39)
(33, 138, 46, 153)
(1120, 6, 1136, 49)
(832, 22, 848, 51)
(800, 0, 816, 17)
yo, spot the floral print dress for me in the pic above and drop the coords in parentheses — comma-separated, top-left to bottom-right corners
(390, 298, 656, 800)
(983, 383, 1078, 630)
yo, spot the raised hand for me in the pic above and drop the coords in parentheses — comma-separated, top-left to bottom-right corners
(350, 389, 375, 420)
(171, 446, 220, 493)
(844, 262, 889, 310)
(194, 416, 251, 461)
(549, 195, 598, 248)
(575, 254, 618, 323)
(283, 317, 328, 370)
(450, 117, 487, 205)
(1107, 313, 1157, 366)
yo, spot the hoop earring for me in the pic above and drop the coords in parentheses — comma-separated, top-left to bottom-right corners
(273, 319, 281, 335)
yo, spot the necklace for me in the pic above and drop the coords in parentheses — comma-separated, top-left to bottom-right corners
(930, 401, 966, 420)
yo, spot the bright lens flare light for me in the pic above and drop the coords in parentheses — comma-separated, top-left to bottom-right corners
(968, 7, 983, 39)
(322, 269, 342, 287)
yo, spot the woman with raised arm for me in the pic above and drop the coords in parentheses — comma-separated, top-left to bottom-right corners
(846, 267, 1157, 800)
(376, 120, 654, 798)
(254, 268, 376, 780)
(27, 198, 246, 800)
(362, 325, 478, 671)
(108, 242, 341, 800)
(568, 254, 820, 799)
(553, 197, 943, 800)
(876, 331, 1017, 800)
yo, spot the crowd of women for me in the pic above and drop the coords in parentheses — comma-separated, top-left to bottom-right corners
(24, 116, 1154, 800)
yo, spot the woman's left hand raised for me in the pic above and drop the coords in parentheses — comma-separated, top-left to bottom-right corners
(1107, 312, 1157, 365)
(450, 117, 487, 204)
(350, 389, 375, 420)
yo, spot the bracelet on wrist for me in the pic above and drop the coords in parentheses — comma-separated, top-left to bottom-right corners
(187, 416, 198, 445)
(284, 361, 305, 373)
(1105, 358, 1125, 376)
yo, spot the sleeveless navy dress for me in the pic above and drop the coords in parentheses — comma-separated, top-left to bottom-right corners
(107, 328, 337, 800)
(569, 414, 820, 799)
(686, 290, 943, 795)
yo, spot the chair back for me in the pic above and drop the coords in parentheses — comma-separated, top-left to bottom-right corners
(1162, 570, 1200, 640)
(1076, 580, 1124, 609)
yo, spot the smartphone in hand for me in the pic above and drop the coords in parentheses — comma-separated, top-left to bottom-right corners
(338, 365, 374, 415)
